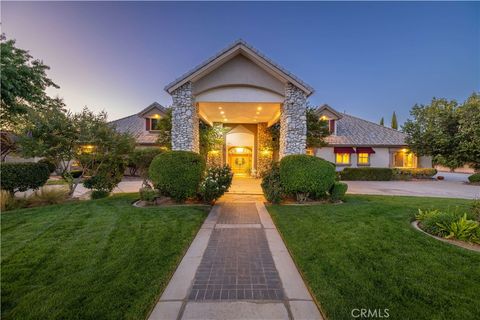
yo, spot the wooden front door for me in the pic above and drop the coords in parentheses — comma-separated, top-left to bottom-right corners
(228, 147, 253, 175)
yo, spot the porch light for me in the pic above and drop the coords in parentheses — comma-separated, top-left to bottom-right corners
(235, 147, 245, 153)
(257, 106, 262, 111)
(320, 116, 328, 121)
(81, 145, 95, 154)
(220, 111, 225, 114)
(218, 107, 222, 110)
(152, 114, 160, 118)
(223, 118, 228, 122)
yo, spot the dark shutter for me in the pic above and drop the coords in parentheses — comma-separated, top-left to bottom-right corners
(329, 120, 335, 134)
(146, 118, 150, 131)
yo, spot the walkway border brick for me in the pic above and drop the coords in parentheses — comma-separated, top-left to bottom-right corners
(148, 200, 323, 320)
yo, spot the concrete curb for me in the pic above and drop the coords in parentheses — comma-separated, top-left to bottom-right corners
(411, 220, 480, 253)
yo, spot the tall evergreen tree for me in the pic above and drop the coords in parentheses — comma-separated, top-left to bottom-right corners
(391, 112, 398, 130)
(379, 117, 384, 126)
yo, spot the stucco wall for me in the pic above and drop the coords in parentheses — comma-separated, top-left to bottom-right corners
(315, 147, 411, 169)
(193, 55, 285, 96)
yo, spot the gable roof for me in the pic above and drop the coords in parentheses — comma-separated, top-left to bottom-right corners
(164, 39, 314, 96)
(137, 102, 167, 117)
(110, 102, 168, 145)
(327, 113, 406, 146)
(316, 104, 343, 119)
(316, 105, 406, 146)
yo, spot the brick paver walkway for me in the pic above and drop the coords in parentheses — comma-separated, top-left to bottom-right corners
(188, 202, 284, 301)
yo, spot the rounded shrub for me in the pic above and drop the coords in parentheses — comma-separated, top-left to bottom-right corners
(261, 162, 283, 204)
(149, 151, 205, 202)
(0, 162, 50, 194)
(330, 182, 348, 201)
(280, 155, 336, 202)
(468, 173, 480, 184)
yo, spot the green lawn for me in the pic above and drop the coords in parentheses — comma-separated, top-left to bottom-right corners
(268, 195, 480, 320)
(1, 194, 208, 320)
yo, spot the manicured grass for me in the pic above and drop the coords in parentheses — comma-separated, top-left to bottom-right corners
(1, 194, 208, 320)
(45, 179, 68, 186)
(268, 195, 480, 320)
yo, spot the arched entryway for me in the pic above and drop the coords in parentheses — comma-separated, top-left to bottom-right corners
(228, 146, 252, 175)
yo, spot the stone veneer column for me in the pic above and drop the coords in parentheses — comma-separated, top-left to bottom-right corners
(257, 122, 273, 176)
(279, 83, 307, 158)
(171, 82, 199, 153)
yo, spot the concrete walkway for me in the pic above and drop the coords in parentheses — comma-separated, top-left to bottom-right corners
(148, 195, 322, 320)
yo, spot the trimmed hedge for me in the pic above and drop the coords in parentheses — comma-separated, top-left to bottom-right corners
(394, 168, 437, 179)
(468, 173, 480, 184)
(330, 182, 348, 201)
(340, 167, 393, 181)
(149, 151, 205, 202)
(280, 155, 336, 202)
(0, 162, 50, 194)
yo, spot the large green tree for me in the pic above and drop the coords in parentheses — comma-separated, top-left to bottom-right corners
(20, 106, 135, 195)
(456, 93, 480, 170)
(0, 35, 59, 130)
(403, 94, 480, 171)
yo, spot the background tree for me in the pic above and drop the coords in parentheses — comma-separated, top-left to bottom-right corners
(391, 112, 398, 130)
(380, 117, 384, 126)
(20, 106, 135, 195)
(403, 97, 462, 170)
(267, 106, 329, 151)
(155, 108, 172, 149)
(456, 93, 480, 170)
(0, 35, 59, 130)
(306, 107, 329, 148)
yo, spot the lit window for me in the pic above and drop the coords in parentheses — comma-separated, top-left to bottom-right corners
(393, 150, 416, 168)
(336, 153, 350, 164)
(150, 118, 161, 131)
(357, 153, 370, 165)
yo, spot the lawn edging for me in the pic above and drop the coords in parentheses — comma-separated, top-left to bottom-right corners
(411, 220, 480, 253)
(265, 203, 328, 320)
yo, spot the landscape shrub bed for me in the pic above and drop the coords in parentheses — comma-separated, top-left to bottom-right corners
(139, 187, 158, 202)
(261, 156, 344, 203)
(280, 155, 336, 202)
(198, 165, 233, 204)
(330, 182, 348, 201)
(149, 151, 205, 202)
(261, 162, 283, 204)
(468, 173, 480, 184)
(0, 162, 50, 194)
(340, 167, 393, 181)
(394, 168, 437, 179)
(416, 203, 480, 244)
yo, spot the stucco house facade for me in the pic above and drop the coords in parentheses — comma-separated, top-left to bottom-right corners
(112, 40, 432, 175)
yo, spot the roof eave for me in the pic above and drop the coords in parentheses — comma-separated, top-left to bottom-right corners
(164, 40, 314, 96)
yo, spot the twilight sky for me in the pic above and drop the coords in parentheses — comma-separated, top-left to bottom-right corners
(2, 1, 479, 124)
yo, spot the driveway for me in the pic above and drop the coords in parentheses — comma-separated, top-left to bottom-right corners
(346, 178, 479, 199)
(70, 173, 478, 200)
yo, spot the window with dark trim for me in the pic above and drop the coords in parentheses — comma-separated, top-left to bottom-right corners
(336, 153, 351, 165)
(150, 118, 161, 131)
(357, 153, 370, 165)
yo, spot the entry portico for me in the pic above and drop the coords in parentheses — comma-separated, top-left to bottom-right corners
(164, 40, 313, 174)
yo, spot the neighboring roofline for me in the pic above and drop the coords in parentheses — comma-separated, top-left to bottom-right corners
(164, 39, 315, 96)
(315, 104, 343, 119)
(137, 102, 167, 117)
(324, 143, 408, 148)
(341, 112, 406, 135)
(109, 113, 139, 124)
